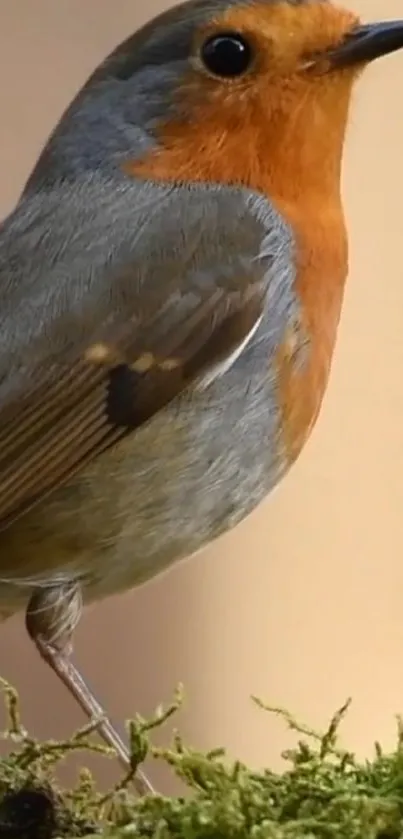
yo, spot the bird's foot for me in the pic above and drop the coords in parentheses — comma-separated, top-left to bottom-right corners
(25, 583, 155, 796)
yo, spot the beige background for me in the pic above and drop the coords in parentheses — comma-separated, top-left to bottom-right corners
(0, 0, 402, 792)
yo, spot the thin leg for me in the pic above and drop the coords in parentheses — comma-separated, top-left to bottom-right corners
(25, 582, 155, 797)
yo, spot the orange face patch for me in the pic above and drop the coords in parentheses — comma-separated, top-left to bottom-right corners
(125, 1, 359, 208)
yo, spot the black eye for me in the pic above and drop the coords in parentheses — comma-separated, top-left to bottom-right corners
(200, 32, 253, 78)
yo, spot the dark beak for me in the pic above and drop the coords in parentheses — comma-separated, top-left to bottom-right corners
(326, 20, 403, 69)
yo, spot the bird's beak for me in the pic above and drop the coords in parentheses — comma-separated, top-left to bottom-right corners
(325, 20, 403, 69)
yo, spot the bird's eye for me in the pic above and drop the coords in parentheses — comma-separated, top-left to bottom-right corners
(200, 32, 253, 78)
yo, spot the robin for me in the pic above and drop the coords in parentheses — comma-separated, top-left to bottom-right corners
(0, 0, 402, 795)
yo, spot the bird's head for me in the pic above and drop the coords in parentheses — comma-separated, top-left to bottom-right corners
(25, 0, 403, 206)
(101, 0, 403, 203)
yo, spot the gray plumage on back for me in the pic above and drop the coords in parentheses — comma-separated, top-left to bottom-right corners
(0, 165, 297, 533)
(0, 175, 292, 408)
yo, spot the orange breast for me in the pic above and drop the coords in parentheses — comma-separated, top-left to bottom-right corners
(273, 197, 348, 464)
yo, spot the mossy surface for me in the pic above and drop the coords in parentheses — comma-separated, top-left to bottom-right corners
(0, 680, 402, 839)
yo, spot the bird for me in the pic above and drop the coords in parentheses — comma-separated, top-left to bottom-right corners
(0, 0, 402, 795)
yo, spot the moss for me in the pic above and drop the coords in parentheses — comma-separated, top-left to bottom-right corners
(0, 680, 402, 839)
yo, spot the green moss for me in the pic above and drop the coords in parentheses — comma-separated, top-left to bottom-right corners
(0, 680, 402, 839)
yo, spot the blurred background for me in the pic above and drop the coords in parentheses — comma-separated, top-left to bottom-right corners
(0, 0, 402, 793)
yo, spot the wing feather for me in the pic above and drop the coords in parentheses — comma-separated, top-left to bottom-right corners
(0, 179, 285, 527)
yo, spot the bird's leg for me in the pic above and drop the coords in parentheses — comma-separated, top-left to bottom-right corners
(25, 582, 155, 796)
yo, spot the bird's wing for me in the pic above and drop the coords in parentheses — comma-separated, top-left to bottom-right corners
(0, 178, 290, 527)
